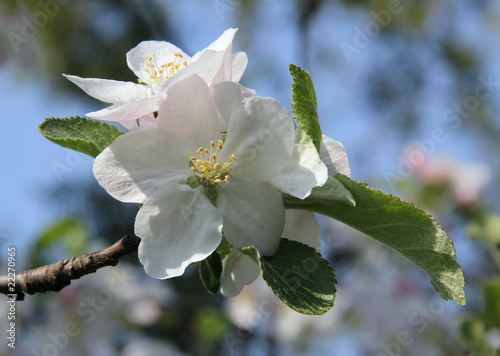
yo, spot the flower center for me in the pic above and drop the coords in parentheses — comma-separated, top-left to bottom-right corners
(138, 52, 188, 86)
(189, 140, 236, 185)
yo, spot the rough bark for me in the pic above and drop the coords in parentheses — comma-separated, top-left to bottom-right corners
(0, 234, 140, 300)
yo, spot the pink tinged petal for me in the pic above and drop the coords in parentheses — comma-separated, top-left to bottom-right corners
(63, 74, 149, 104)
(86, 95, 161, 122)
(218, 178, 285, 256)
(221, 97, 294, 182)
(158, 74, 222, 152)
(220, 248, 260, 297)
(136, 184, 223, 279)
(283, 210, 321, 252)
(212, 81, 256, 130)
(93, 129, 190, 204)
(231, 52, 248, 82)
(126, 41, 191, 82)
(321, 135, 351, 177)
(270, 144, 328, 199)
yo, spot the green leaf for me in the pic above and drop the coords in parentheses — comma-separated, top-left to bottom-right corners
(469, 214, 500, 244)
(259, 238, 337, 315)
(36, 217, 88, 254)
(283, 176, 356, 208)
(30, 217, 89, 268)
(39, 116, 124, 158)
(284, 174, 466, 305)
(216, 237, 233, 261)
(483, 279, 500, 328)
(459, 317, 495, 356)
(289, 64, 322, 153)
(199, 251, 223, 295)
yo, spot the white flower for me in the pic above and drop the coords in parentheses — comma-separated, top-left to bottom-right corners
(93, 74, 327, 279)
(220, 131, 351, 297)
(64, 28, 247, 131)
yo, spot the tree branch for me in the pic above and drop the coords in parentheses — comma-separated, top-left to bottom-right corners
(0, 234, 140, 300)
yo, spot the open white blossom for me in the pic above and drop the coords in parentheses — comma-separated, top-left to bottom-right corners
(64, 28, 247, 131)
(93, 74, 327, 280)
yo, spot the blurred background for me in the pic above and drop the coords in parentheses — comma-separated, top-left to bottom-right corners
(1, 0, 500, 355)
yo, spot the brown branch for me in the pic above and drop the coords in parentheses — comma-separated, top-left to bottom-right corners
(0, 234, 141, 301)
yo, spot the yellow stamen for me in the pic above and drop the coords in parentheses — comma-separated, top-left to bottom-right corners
(188, 140, 236, 185)
(138, 52, 189, 86)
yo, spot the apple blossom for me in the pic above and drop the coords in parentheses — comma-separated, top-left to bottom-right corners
(93, 74, 327, 280)
(64, 28, 247, 131)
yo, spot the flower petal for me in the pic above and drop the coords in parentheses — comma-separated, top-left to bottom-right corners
(218, 177, 285, 256)
(63, 74, 149, 104)
(120, 113, 159, 132)
(283, 210, 321, 252)
(190, 29, 244, 84)
(270, 144, 328, 199)
(321, 135, 351, 177)
(211, 29, 237, 83)
(212, 81, 256, 131)
(136, 184, 223, 279)
(86, 95, 161, 122)
(93, 129, 190, 204)
(203, 28, 238, 52)
(220, 248, 260, 297)
(221, 97, 294, 182)
(231, 52, 248, 82)
(126, 41, 191, 82)
(158, 74, 222, 152)
(156, 49, 225, 91)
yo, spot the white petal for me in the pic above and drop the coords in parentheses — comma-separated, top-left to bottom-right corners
(156, 49, 225, 90)
(158, 74, 222, 152)
(63, 74, 149, 104)
(126, 41, 191, 82)
(136, 184, 223, 279)
(270, 144, 328, 199)
(212, 81, 256, 130)
(283, 210, 321, 252)
(204, 28, 237, 52)
(220, 248, 260, 297)
(93, 129, 190, 204)
(202, 29, 237, 82)
(321, 135, 351, 177)
(210, 60, 229, 86)
(231, 52, 248, 82)
(218, 178, 285, 256)
(221, 97, 294, 182)
(86, 95, 161, 122)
